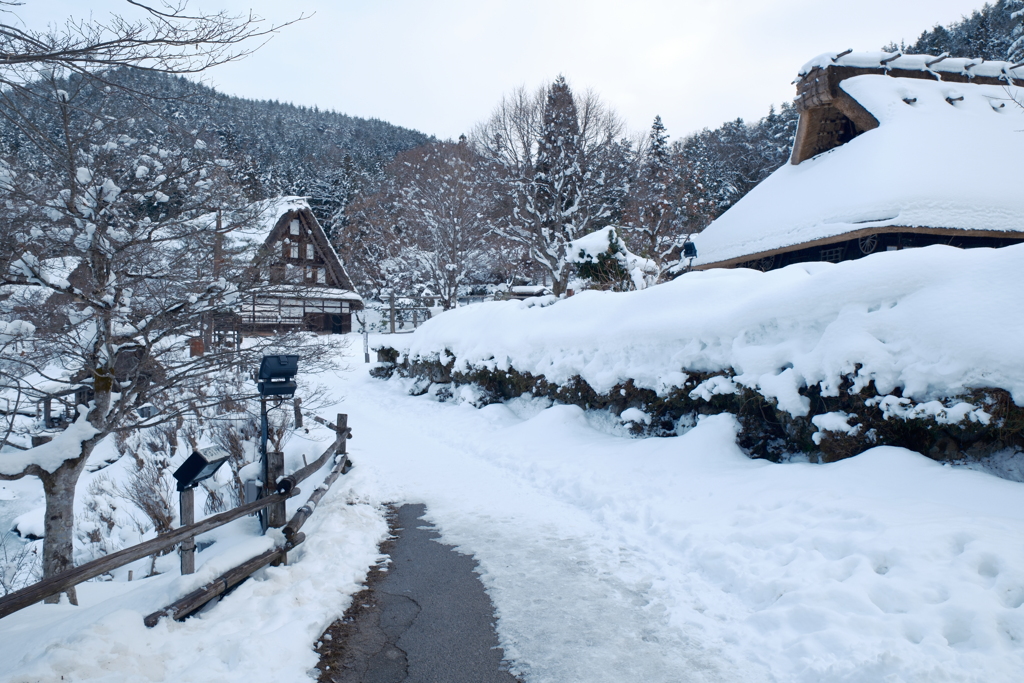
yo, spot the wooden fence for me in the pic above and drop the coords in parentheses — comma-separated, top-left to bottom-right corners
(0, 413, 353, 624)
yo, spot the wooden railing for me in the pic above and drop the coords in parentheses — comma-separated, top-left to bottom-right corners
(0, 413, 353, 624)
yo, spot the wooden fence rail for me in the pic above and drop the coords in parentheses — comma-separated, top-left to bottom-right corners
(142, 415, 352, 627)
(0, 413, 352, 622)
(0, 491, 296, 620)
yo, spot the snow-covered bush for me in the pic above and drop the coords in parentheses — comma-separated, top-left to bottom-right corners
(568, 226, 657, 292)
(374, 245, 1024, 464)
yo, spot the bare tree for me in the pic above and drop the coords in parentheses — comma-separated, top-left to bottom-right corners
(371, 139, 493, 310)
(0, 1, 300, 82)
(0, 3, 312, 603)
(473, 77, 627, 295)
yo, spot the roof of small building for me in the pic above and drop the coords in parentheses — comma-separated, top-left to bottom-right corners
(692, 53, 1024, 269)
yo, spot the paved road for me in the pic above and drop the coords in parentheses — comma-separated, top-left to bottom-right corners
(317, 504, 519, 683)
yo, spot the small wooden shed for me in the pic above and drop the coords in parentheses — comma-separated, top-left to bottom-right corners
(690, 52, 1024, 272)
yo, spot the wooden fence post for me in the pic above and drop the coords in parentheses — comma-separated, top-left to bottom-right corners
(389, 293, 396, 334)
(293, 397, 303, 429)
(337, 413, 348, 457)
(180, 489, 196, 575)
(267, 451, 286, 528)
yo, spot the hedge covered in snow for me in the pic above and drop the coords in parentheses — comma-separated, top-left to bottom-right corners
(374, 244, 1024, 462)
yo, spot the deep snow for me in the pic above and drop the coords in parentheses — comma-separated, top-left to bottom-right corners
(394, 244, 1024, 416)
(4, 336, 1023, 682)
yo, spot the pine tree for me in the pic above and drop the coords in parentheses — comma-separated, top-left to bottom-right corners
(1011, 0, 1024, 62)
(475, 77, 624, 295)
(621, 116, 683, 278)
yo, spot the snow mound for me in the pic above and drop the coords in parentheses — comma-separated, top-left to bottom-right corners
(398, 244, 1024, 414)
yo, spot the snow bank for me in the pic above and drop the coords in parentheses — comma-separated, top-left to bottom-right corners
(0, 466, 387, 683)
(692, 73, 1024, 267)
(395, 245, 1024, 414)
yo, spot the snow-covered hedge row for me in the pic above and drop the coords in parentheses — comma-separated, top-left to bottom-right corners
(375, 245, 1024, 460)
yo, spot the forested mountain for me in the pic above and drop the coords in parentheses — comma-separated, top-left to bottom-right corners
(885, 0, 1019, 60)
(0, 68, 431, 235)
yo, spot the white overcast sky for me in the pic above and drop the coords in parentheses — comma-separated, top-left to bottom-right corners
(14, 1, 995, 141)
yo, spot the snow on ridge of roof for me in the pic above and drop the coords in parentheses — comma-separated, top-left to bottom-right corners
(249, 195, 311, 244)
(692, 74, 1024, 268)
(799, 51, 1024, 81)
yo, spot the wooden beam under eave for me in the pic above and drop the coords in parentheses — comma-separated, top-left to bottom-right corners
(691, 225, 1024, 271)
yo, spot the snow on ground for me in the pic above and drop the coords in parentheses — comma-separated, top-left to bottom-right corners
(332, 363, 1024, 682)
(0, 418, 386, 683)
(397, 244, 1024, 415)
(3, 336, 1024, 682)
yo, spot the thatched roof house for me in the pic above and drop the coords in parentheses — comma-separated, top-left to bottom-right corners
(691, 52, 1024, 271)
(240, 197, 363, 334)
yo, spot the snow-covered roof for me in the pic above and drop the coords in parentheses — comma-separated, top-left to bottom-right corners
(693, 69, 1024, 268)
(799, 51, 1024, 83)
(252, 196, 311, 244)
(243, 196, 362, 302)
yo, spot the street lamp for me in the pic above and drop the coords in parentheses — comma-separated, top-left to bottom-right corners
(256, 354, 298, 532)
(172, 446, 229, 575)
(173, 446, 230, 492)
(257, 355, 299, 396)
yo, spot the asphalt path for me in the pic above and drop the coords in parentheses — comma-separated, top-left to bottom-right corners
(316, 504, 519, 683)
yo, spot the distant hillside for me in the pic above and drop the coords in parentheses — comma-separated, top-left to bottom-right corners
(108, 69, 433, 232)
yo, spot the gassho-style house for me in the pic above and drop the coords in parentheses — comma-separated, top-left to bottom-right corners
(239, 197, 363, 335)
(690, 51, 1024, 272)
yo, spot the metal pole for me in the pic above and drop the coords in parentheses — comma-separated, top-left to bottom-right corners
(363, 320, 370, 363)
(259, 394, 269, 533)
(179, 488, 195, 575)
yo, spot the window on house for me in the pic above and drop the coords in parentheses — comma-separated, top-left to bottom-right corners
(316, 267, 325, 284)
(820, 246, 845, 263)
(305, 266, 312, 281)
(306, 243, 314, 260)
(290, 220, 300, 236)
(290, 244, 299, 259)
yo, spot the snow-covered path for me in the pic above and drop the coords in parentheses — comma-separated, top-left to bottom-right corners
(331, 359, 1024, 683)
(3, 346, 1024, 683)
(336, 373, 736, 682)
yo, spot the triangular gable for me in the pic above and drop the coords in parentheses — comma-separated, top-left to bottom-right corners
(264, 204, 360, 296)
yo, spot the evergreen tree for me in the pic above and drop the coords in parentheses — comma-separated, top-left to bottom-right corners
(476, 76, 625, 295)
(621, 116, 684, 277)
(887, 1, 1017, 60)
(1011, 0, 1024, 62)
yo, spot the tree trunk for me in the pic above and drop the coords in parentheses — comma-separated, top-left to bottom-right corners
(39, 437, 97, 605)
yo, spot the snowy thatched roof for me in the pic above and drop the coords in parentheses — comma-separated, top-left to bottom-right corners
(692, 53, 1024, 269)
(250, 196, 361, 300)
